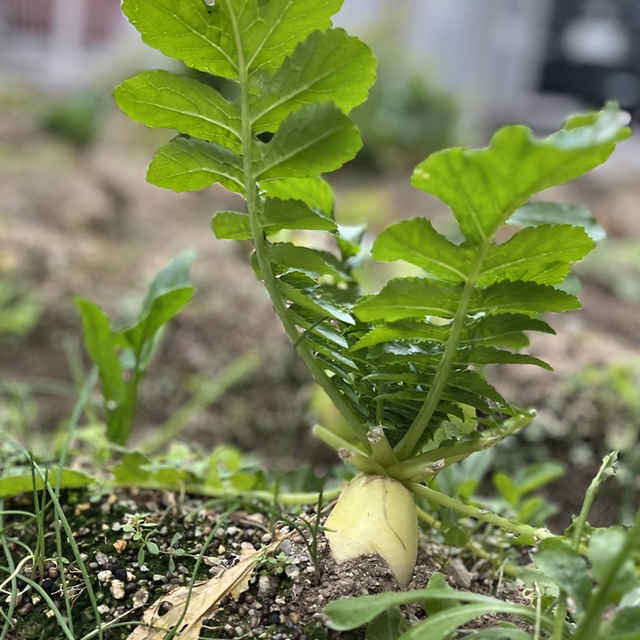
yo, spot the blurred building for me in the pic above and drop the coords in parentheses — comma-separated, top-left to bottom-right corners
(541, 0, 640, 117)
(337, 0, 639, 131)
(0, 0, 127, 89)
(0, 0, 637, 128)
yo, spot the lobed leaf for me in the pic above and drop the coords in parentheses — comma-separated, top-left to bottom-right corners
(412, 104, 630, 244)
(269, 242, 346, 281)
(114, 70, 242, 153)
(260, 176, 334, 216)
(223, 0, 343, 78)
(122, 0, 235, 77)
(354, 278, 460, 322)
(478, 224, 595, 284)
(469, 281, 580, 316)
(276, 278, 354, 325)
(256, 102, 362, 180)
(372, 217, 472, 283)
(122, 0, 342, 80)
(508, 201, 606, 242)
(148, 137, 244, 193)
(251, 28, 376, 131)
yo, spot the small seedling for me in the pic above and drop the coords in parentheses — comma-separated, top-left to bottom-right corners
(77, 252, 194, 446)
(114, 0, 631, 593)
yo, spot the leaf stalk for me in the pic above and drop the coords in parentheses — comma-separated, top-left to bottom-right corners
(226, 2, 370, 455)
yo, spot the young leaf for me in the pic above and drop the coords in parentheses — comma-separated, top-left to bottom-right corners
(76, 299, 125, 408)
(536, 537, 592, 612)
(116, 286, 194, 355)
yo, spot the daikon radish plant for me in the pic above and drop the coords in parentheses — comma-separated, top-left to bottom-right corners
(115, 0, 630, 588)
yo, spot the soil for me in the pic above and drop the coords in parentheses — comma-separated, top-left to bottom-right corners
(1, 487, 532, 639)
(1, 88, 640, 637)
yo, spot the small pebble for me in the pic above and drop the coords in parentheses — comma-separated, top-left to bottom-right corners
(257, 575, 273, 596)
(132, 590, 149, 608)
(277, 539, 292, 555)
(95, 552, 109, 566)
(97, 570, 112, 584)
(110, 579, 126, 600)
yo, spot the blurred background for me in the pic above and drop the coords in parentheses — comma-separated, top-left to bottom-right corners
(1, 0, 639, 527)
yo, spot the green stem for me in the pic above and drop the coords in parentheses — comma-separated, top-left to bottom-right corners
(227, 4, 370, 456)
(570, 451, 618, 550)
(395, 237, 493, 460)
(111, 480, 341, 506)
(552, 595, 568, 640)
(408, 482, 554, 542)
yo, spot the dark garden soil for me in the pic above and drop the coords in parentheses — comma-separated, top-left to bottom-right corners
(1, 88, 640, 637)
(2, 487, 532, 639)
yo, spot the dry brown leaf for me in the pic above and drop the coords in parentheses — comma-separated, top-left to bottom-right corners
(125, 545, 265, 640)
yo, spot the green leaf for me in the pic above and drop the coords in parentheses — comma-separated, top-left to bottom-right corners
(465, 314, 555, 347)
(536, 537, 592, 611)
(122, 0, 237, 78)
(0, 468, 94, 499)
(508, 201, 606, 242)
(460, 346, 552, 370)
(412, 104, 630, 244)
(141, 250, 194, 317)
(324, 582, 546, 634)
(256, 102, 362, 180)
(354, 278, 460, 322)
(114, 70, 242, 153)
(76, 299, 124, 405)
(212, 210, 251, 240)
(588, 528, 640, 603)
(470, 281, 580, 316)
(324, 591, 424, 630)
(262, 197, 336, 233)
(352, 320, 449, 351)
(117, 287, 194, 353)
(270, 243, 345, 281)
(113, 451, 197, 488)
(479, 224, 595, 284)
(148, 137, 244, 193)
(372, 217, 472, 282)
(252, 28, 376, 131)
(277, 279, 354, 325)
(399, 602, 538, 640)
(228, 0, 343, 78)
(450, 629, 532, 640)
(146, 540, 160, 555)
(260, 176, 334, 216)
(365, 607, 409, 640)
(352, 314, 554, 351)
(602, 606, 640, 640)
(122, 0, 343, 78)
